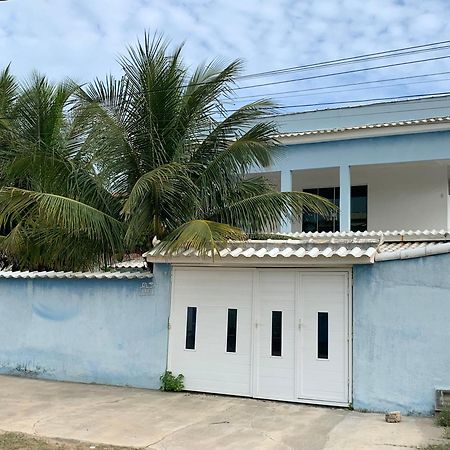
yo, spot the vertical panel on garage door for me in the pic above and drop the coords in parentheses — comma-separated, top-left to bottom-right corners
(254, 270, 296, 401)
(297, 272, 349, 404)
(169, 268, 253, 396)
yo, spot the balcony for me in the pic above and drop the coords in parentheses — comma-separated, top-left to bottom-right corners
(260, 160, 450, 233)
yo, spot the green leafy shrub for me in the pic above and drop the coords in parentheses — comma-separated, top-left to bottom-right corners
(444, 428, 450, 440)
(437, 409, 450, 428)
(160, 371, 184, 392)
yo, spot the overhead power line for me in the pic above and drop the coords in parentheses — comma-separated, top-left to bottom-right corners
(237, 40, 450, 80)
(271, 76, 450, 101)
(226, 70, 450, 103)
(233, 54, 450, 92)
(85, 40, 450, 96)
(3, 40, 450, 117)
(230, 91, 450, 112)
(261, 103, 450, 121)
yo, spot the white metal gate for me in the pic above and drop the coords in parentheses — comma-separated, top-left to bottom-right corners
(168, 267, 351, 406)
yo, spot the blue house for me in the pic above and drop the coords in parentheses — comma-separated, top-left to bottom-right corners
(1, 95, 449, 415)
(145, 95, 450, 414)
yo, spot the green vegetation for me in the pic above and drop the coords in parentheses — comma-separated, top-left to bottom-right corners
(0, 33, 333, 271)
(437, 409, 450, 428)
(419, 445, 450, 450)
(435, 407, 450, 448)
(160, 370, 185, 392)
(419, 408, 450, 449)
(0, 432, 134, 449)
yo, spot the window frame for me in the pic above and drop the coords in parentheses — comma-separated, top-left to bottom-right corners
(317, 311, 329, 360)
(185, 306, 197, 351)
(226, 308, 238, 353)
(271, 310, 283, 357)
(302, 185, 368, 233)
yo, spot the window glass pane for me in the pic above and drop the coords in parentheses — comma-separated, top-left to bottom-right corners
(185, 307, 197, 350)
(302, 188, 318, 232)
(351, 185, 368, 232)
(318, 187, 334, 201)
(226, 309, 237, 353)
(271, 311, 282, 357)
(302, 213, 318, 232)
(317, 187, 336, 232)
(318, 312, 329, 359)
(302, 185, 367, 232)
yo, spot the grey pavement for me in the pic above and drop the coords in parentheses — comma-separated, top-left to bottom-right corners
(0, 375, 445, 449)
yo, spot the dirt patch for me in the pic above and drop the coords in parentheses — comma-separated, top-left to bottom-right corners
(0, 432, 136, 450)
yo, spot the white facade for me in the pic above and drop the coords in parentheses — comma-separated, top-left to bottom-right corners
(291, 161, 449, 231)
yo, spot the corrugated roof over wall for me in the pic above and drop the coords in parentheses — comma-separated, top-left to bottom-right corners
(0, 270, 152, 280)
(2, 231, 449, 277)
(144, 230, 450, 265)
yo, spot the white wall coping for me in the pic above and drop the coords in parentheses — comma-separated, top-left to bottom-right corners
(0, 270, 153, 280)
(376, 242, 450, 262)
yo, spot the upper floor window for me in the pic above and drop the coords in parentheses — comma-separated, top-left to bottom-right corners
(302, 185, 367, 232)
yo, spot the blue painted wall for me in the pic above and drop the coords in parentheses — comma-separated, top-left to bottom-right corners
(270, 130, 450, 171)
(353, 254, 450, 414)
(0, 264, 171, 389)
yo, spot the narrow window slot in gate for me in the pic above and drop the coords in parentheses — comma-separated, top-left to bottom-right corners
(271, 311, 282, 357)
(318, 312, 329, 359)
(185, 306, 197, 350)
(226, 309, 237, 353)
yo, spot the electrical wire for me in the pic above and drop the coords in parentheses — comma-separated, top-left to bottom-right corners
(232, 91, 450, 112)
(233, 54, 450, 92)
(225, 70, 450, 102)
(237, 40, 450, 80)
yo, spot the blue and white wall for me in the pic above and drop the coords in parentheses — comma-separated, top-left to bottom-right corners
(0, 265, 172, 389)
(353, 254, 450, 414)
(1, 254, 449, 414)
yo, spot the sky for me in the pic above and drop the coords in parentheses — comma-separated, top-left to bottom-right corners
(2, 0, 450, 112)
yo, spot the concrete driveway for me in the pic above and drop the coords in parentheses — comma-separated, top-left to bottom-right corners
(0, 375, 444, 449)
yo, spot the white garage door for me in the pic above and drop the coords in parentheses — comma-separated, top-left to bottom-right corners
(169, 267, 350, 406)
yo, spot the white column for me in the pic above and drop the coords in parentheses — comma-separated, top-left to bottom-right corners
(339, 165, 351, 232)
(280, 170, 292, 234)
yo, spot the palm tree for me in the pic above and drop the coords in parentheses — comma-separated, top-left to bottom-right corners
(0, 69, 123, 270)
(0, 34, 333, 270)
(78, 34, 333, 256)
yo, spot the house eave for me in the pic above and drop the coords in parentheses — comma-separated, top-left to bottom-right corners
(275, 118, 450, 145)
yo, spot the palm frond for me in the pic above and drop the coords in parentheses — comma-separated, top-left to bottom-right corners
(0, 65, 17, 131)
(155, 220, 246, 257)
(215, 189, 336, 233)
(122, 162, 196, 216)
(0, 187, 124, 252)
(198, 121, 278, 188)
(190, 99, 277, 165)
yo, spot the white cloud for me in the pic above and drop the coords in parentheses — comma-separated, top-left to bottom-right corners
(1, 0, 450, 110)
